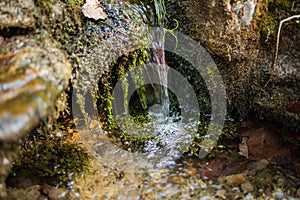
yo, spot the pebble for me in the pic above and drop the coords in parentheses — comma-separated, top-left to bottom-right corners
(215, 189, 226, 199)
(200, 196, 215, 200)
(226, 173, 245, 186)
(244, 193, 255, 200)
(241, 181, 254, 192)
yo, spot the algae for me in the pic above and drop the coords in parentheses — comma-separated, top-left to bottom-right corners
(10, 120, 90, 185)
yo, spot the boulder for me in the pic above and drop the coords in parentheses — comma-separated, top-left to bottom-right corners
(0, 36, 71, 196)
(167, 0, 300, 131)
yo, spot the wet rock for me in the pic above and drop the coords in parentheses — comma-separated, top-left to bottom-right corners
(0, 35, 71, 196)
(167, 0, 300, 131)
(0, 36, 71, 140)
(241, 127, 291, 162)
(286, 101, 300, 114)
(40, 184, 68, 200)
(0, 0, 36, 28)
(167, 0, 264, 61)
(247, 159, 269, 176)
(166, 0, 265, 118)
(199, 159, 226, 180)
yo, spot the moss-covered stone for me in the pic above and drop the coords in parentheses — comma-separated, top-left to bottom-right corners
(259, 0, 295, 44)
(10, 120, 90, 185)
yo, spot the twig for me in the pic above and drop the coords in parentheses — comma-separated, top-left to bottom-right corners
(273, 14, 300, 68)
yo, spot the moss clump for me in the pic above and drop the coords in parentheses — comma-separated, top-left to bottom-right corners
(60, 0, 84, 5)
(10, 121, 90, 185)
(260, 0, 295, 44)
(97, 48, 149, 127)
(35, 0, 54, 14)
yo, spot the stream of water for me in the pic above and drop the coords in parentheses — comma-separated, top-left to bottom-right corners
(149, 27, 170, 118)
(107, 0, 199, 168)
(5, 1, 299, 199)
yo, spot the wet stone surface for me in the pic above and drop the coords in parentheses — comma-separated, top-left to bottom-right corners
(0, 35, 71, 196)
(166, 0, 300, 131)
(0, 35, 71, 140)
(0, 0, 299, 199)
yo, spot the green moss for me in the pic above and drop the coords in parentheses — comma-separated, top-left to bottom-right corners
(35, 0, 54, 14)
(260, 0, 295, 43)
(11, 122, 90, 185)
(60, 0, 84, 6)
(97, 49, 149, 128)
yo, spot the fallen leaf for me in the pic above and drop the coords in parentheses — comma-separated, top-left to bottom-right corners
(286, 101, 300, 113)
(199, 159, 226, 180)
(241, 126, 291, 162)
(82, 0, 107, 20)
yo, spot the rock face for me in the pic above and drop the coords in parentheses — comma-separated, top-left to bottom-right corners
(167, 0, 300, 131)
(0, 36, 71, 196)
(254, 27, 300, 131)
(0, 31, 71, 200)
(0, 37, 71, 140)
(168, 0, 264, 61)
(0, 1, 72, 196)
(0, 0, 36, 28)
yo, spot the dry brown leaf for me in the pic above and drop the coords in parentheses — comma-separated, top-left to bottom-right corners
(286, 101, 300, 113)
(82, 0, 107, 20)
(241, 126, 291, 162)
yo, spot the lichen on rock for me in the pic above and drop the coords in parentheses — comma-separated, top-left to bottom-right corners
(0, 0, 36, 28)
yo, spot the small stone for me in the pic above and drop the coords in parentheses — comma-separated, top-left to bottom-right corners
(244, 193, 255, 200)
(226, 173, 245, 186)
(196, 179, 207, 189)
(2, 157, 9, 165)
(215, 189, 226, 199)
(247, 159, 269, 176)
(274, 192, 286, 199)
(200, 196, 215, 200)
(241, 181, 254, 192)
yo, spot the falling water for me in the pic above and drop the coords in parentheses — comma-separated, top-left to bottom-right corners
(107, 0, 195, 168)
(148, 27, 170, 119)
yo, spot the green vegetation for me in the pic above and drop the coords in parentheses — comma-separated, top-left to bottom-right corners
(10, 122, 90, 185)
(32, 0, 241, 161)
(97, 49, 149, 127)
(260, 0, 296, 43)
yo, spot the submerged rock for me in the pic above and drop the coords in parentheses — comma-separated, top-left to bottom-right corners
(0, 35, 71, 196)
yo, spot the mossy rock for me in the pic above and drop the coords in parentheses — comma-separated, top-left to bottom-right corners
(10, 121, 90, 186)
